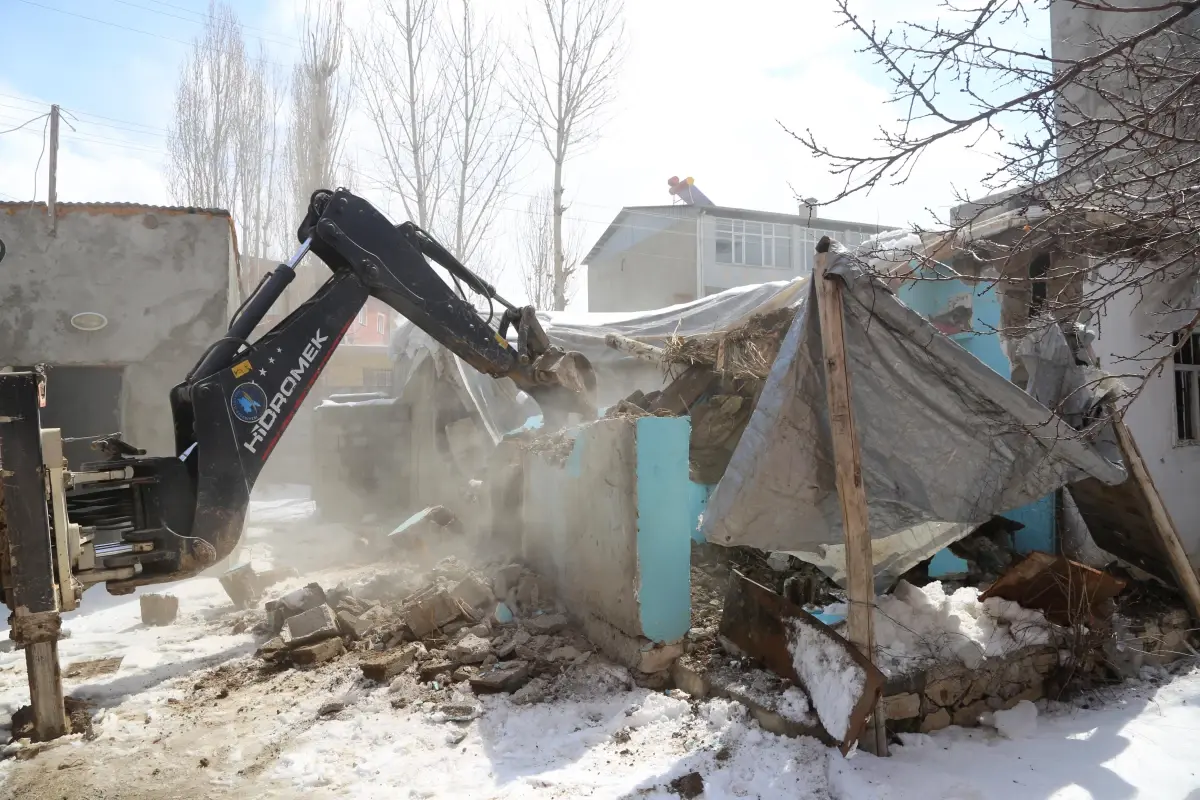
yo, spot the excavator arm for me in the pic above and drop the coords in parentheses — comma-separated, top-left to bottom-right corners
(0, 188, 596, 612)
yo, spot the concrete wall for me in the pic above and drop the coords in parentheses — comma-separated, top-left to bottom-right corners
(0, 204, 236, 456)
(1050, 0, 1192, 161)
(521, 416, 693, 648)
(587, 220, 698, 312)
(1090, 269, 1200, 566)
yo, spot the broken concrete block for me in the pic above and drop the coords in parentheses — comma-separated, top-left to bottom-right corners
(405, 591, 467, 638)
(219, 564, 260, 609)
(492, 564, 523, 599)
(549, 645, 581, 662)
(450, 575, 494, 610)
(336, 610, 369, 641)
(419, 659, 456, 682)
(516, 575, 539, 609)
(285, 605, 340, 647)
(525, 614, 567, 635)
(451, 665, 478, 682)
(468, 660, 532, 694)
(638, 642, 684, 674)
(140, 594, 179, 626)
(63, 657, 123, 680)
(361, 643, 424, 682)
(511, 677, 551, 706)
(292, 637, 345, 665)
(256, 637, 287, 662)
(450, 634, 491, 664)
(278, 583, 328, 619)
(388, 506, 464, 550)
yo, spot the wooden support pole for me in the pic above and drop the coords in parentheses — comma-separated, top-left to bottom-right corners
(1113, 418, 1200, 621)
(813, 242, 888, 756)
(24, 634, 68, 741)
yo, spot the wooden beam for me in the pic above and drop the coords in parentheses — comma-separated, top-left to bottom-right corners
(812, 241, 888, 756)
(1113, 417, 1200, 621)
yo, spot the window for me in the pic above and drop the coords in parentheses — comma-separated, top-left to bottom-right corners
(715, 219, 792, 268)
(363, 368, 393, 389)
(795, 228, 870, 274)
(358, 307, 367, 326)
(377, 313, 386, 334)
(1175, 331, 1200, 443)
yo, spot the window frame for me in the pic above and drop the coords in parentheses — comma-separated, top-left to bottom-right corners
(715, 218, 793, 269)
(358, 307, 367, 326)
(377, 313, 386, 334)
(1174, 330, 1200, 445)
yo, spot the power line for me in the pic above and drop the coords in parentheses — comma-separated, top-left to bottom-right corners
(13, 0, 289, 68)
(0, 114, 49, 136)
(106, 0, 301, 50)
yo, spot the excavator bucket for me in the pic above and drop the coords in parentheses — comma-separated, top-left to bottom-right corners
(523, 349, 599, 430)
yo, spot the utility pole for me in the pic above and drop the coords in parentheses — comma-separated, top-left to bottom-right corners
(48, 104, 59, 236)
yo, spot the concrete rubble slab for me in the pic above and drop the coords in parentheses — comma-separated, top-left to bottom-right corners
(469, 660, 533, 694)
(291, 637, 345, 665)
(139, 594, 179, 626)
(284, 605, 340, 647)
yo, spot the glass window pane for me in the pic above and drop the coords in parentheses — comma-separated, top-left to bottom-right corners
(744, 235, 762, 266)
(717, 218, 733, 232)
(775, 236, 791, 269)
(716, 230, 733, 264)
(744, 221, 762, 237)
(734, 238, 744, 263)
(1177, 369, 1194, 440)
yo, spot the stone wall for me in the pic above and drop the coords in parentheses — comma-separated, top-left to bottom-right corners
(881, 647, 1060, 734)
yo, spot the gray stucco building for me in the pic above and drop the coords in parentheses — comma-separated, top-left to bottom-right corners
(0, 201, 238, 465)
(584, 204, 891, 312)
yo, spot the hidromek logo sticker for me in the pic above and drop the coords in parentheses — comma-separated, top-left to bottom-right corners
(242, 330, 329, 455)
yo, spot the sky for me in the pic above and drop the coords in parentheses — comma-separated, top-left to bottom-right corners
(0, 0, 1052, 309)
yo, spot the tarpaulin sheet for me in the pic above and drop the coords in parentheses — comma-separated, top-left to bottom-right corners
(388, 279, 807, 441)
(702, 245, 1129, 584)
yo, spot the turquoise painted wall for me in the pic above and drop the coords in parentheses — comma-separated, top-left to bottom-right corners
(899, 265, 1056, 576)
(635, 417, 694, 643)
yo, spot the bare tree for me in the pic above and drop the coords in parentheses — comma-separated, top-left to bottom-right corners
(277, 0, 352, 310)
(290, 0, 351, 215)
(356, 0, 452, 234)
(519, 186, 582, 307)
(515, 0, 625, 310)
(792, 0, 1200, 406)
(443, 0, 523, 272)
(167, 1, 284, 263)
(167, 2, 247, 210)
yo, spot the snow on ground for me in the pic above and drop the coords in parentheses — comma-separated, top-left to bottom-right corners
(826, 579, 1055, 675)
(831, 670, 1200, 799)
(1, 492, 1199, 798)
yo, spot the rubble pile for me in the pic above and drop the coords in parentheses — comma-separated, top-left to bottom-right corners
(245, 556, 601, 703)
(605, 308, 797, 483)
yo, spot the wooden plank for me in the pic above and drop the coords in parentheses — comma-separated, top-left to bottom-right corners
(25, 641, 67, 739)
(1113, 418, 1200, 622)
(720, 570, 885, 754)
(812, 241, 888, 756)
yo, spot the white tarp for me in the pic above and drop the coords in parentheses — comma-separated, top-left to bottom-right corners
(387, 279, 808, 440)
(701, 244, 1128, 584)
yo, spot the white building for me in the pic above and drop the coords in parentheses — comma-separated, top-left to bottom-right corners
(584, 205, 891, 312)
